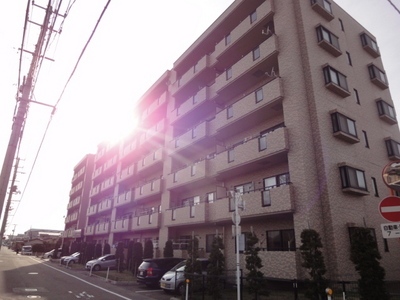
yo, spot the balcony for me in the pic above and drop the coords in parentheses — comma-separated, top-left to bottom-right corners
(131, 213, 161, 231)
(137, 148, 163, 175)
(67, 196, 80, 210)
(103, 155, 118, 172)
(90, 184, 101, 197)
(92, 166, 103, 179)
(95, 222, 109, 235)
(134, 178, 162, 202)
(84, 224, 95, 236)
(98, 198, 112, 213)
(170, 54, 217, 97)
(114, 190, 134, 208)
(214, 0, 274, 60)
(212, 35, 279, 103)
(121, 139, 137, 159)
(168, 121, 213, 156)
(100, 176, 115, 193)
(210, 78, 283, 138)
(138, 119, 166, 148)
(167, 160, 209, 190)
(170, 86, 214, 125)
(164, 203, 206, 227)
(69, 181, 83, 196)
(111, 218, 131, 233)
(214, 127, 289, 178)
(117, 163, 136, 183)
(87, 204, 98, 216)
(208, 185, 294, 222)
(140, 92, 167, 122)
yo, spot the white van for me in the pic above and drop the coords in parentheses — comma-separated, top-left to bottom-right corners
(21, 245, 32, 255)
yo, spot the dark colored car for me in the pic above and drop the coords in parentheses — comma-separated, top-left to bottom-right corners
(137, 258, 184, 287)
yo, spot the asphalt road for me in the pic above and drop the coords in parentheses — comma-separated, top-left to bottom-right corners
(0, 247, 176, 300)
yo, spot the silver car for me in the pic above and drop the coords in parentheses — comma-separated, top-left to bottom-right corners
(85, 254, 117, 271)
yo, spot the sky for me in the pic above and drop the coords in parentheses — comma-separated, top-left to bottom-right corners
(0, 0, 399, 237)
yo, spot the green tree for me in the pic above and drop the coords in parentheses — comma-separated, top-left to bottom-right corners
(163, 240, 174, 258)
(299, 229, 328, 300)
(350, 227, 390, 300)
(131, 242, 143, 275)
(143, 239, 154, 259)
(115, 242, 125, 273)
(245, 232, 265, 299)
(85, 242, 95, 262)
(127, 240, 134, 270)
(206, 236, 225, 300)
(95, 243, 102, 258)
(185, 236, 201, 297)
(103, 243, 111, 255)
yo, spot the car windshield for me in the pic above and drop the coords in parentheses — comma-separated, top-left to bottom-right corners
(71, 252, 80, 257)
(170, 260, 186, 271)
(97, 255, 112, 260)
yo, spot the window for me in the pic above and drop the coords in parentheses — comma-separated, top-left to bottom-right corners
(339, 18, 344, 31)
(362, 130, 369, 148)
(226, 67, 232, 80)
(139, 185, 144, 195)
(262, 173, 290, 206)
(259, 131, 267, 151)
(346, 51, 352, 66)
(237, 233, 250, 253)
(227, 105, 233, 119)
(368, 64, 388, 89)
(193, 62, 198, 73)
(324, 66, 348, 90)
(255, 88, 263, 103)
(253, 46, 260, 60)
(191, 164, 196, 176)
(377, 100, 397, 124)
(230, 183, 252, 211)
(311, 0, 334, 20)
(353, 89, 360, 104)
(331, 112, 358, 141)
(206, 192, 215, 203)
(267, 229, 296, 251)
(250, 11, 257, 23)
(385, 139, 400, 158)
(316, 26, 340, 56)
(339, 165, 367, 191)
(371, 177, 379, 197)
(173, 172, 178, 183)
(225, 33, 231, 46)
(360, 33, 380, 57)
(192, 127, 196, 139)
(181, 196, 200, 207)
(193, 94, 197, 104)
(228, 149, 235, 163)
(348, 227, 377, 245)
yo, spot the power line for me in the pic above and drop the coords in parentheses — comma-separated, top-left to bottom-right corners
(388, 0, 400, 14)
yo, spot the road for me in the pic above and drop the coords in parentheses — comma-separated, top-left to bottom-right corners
(0, 247, 176, 300)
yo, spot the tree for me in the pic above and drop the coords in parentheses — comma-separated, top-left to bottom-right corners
(245, 232, 265, 299)
(115, 242, 124, 273)
(131, 242, 143, 275)
(95, 243, 102, 258)
(127, 241, 134, 271)
(185, 236, 202, 297)
(350, 227, 390, 300)
(103, 243, 111, 255)
(299, 229, 328, 300)
(163, 240, 174, 258)
(85, 242, 95, 263)
(206, 236, 225, 300)
(143, 239, 154, 259)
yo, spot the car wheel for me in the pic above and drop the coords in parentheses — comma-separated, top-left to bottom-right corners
(177, 283, 186, 295)
(48, 255, 52, 259)
(69, 260, 75, 265)
(93, 265, 101, 271)
(163, 289, 171, 294)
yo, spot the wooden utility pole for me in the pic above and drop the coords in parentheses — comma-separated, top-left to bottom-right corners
(0, 1, 53, 228)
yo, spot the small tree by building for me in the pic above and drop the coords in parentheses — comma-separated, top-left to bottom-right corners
(185, 236, 202, 297)
(299, 229, 328, 300)
(163, 240, 174, 258)
(85, 242, 95, 262)
(115, 242, 124, 273)
(131, 242, 143, 275)
(245, 232, 265, 299)
(127, 240, 134, 270)
(143, 239, 154, 259)
(206, 236, 225, 300)
(350, 227, 390, 300)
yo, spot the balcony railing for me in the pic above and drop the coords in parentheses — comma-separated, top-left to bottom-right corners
(95, 222, 110, 235)
(140, 92, 167, 122)
(114, 190, 134, 208)
(84, 224, 95, 236)
(164, 203, 206, 226)
(98, 198, 112, 213)
(111, 218, 131, 233)
(168, 121, 211, 155)
(87, 204, 98, 216)
(131, 213, 161, 230)
(100, 176, 115, 192)
(117, 163, 136, 183)
(167, 160, 208, 190)
(137, 148, 163, 174)
(90, 184, 101, 197)
(134, 178, 162, 201)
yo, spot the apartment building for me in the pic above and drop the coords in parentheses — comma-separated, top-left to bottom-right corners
(63, 154, 94, 241)
(79, 0, 400, 281)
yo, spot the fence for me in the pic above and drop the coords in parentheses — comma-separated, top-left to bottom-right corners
(181, 272, 400, 300)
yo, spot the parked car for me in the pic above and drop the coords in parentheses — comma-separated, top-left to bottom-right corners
(21, 245, 32, 255)
(137, 257, 185, 287)
(43, 248, 62, 259)
(160, 258, 210, 294)
(60, 252, 80, 265)
(85, 254, 117, 271)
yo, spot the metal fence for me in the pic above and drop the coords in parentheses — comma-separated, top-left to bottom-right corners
(182, 272, 400, 300)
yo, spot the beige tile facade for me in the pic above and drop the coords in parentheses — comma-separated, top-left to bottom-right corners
(71, 0, 400, 281)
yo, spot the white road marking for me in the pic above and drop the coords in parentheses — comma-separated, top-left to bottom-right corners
(28, 257, 132, 300)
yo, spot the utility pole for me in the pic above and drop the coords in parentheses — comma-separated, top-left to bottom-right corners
(0, 158, 20, 251)
(0, 1, 52, 224)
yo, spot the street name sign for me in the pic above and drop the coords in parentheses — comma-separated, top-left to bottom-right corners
(381, 223, 400, 239)
(379, 196, 400, 222)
